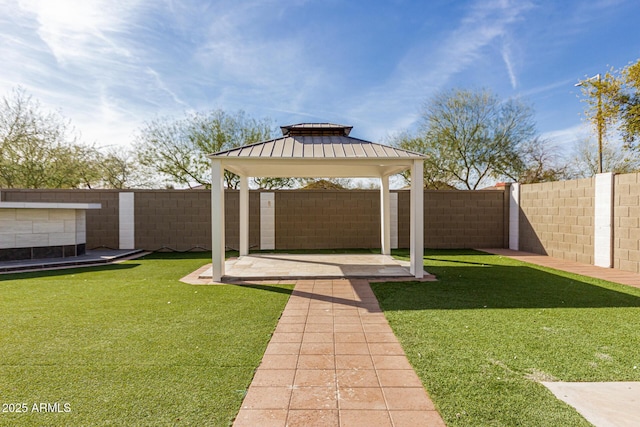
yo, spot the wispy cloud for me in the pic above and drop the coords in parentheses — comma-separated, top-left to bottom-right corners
(417, 0, 533, 86)
(191, 1, 329, 114)
(17, 0, 140, 66)
(343, 0, 535, 141)
(0, 0, 331, 144)
(520, 78, 577, 98)
(0, 0, 636, 150)
(0, 0, 196, 145)
(541, 123, 589, 148)
(501, 38, 517, 89)
(145, 67, 190, 109)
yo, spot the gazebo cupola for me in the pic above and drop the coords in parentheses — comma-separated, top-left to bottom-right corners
(208, 123, 426, 281)
(280, 123, 353, 136)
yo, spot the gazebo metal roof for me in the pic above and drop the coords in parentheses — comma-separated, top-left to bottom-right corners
(209, 123, 425, 178)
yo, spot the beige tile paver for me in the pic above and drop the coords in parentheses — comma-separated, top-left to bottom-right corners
(250, 369, 296, 387)
(340, 410, 393, 427)
(294, 370, 336, 387)
(233, 279, 446, 427)
(233, 409, 288, 427)
(390, 410, 447, 427)
(241, 386, 292, 409)
(286, 409, 339, 427)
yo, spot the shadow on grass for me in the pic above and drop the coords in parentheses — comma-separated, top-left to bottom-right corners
(140, 251, 212, 260)
(229, 283, 294, 296)
(0, 262, 140, 281)
(228, 283, 374, 311)
(250, 248, 380, 255)
(140, 250, 239, 260)
(374, 250, 640, 310)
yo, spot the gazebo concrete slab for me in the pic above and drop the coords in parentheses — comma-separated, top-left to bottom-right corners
(196, 254, 433, 282)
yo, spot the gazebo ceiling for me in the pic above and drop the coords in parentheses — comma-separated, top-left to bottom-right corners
(209, 123, 425, 178)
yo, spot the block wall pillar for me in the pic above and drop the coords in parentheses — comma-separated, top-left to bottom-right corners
(118, 192, 135, 250)
(260, 193, 275, 250)
(509, 183, 520, 251)
(594, 172, 614, 268)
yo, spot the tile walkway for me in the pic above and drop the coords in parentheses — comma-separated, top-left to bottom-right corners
(233, 278, 446, 427)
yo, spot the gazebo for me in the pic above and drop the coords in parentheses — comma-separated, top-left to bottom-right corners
(208, 123, 426, 281)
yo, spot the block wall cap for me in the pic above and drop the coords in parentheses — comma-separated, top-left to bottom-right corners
(0, 202, 102, 210)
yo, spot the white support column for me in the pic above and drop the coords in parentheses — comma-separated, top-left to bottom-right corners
(260, 192, 275, 250)
(380, 174, 391, 255)
(118, 192, 135, 250)
(594, 172, 614, 268)
(390, 192, 399, 249)
(509, 183, 520, 251)
(410, 160, 424, 278)
(211, 160, 225, 282)
(239, 175, 249, 257)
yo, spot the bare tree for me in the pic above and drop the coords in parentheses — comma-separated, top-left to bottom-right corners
(0, 87, 100, 189)
(391, 89, 538, 189)
(252, 177, 299, 189)
(96, 148, 154, 189)
(517, 137, 570, 183)
(135, 110, 274, 188)
(389, 131, 456, 189)
(570, 137, 640, 178)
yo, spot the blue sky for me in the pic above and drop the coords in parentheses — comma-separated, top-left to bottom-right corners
(1, 0, 639, 152)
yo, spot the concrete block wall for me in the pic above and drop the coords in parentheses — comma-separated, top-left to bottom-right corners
(8, 173, 640, 275)
(274, 190, 380, 249)
(134, 190, 212, 251)
(613, 172, 640, 272)
(224, 191, 261, 251)
(518, 178, 595, 264)
(0, 189, 264, 252)
(2, 188, 509, 252)
(428, 190, 505, 249)
(397, 190, 505, 249)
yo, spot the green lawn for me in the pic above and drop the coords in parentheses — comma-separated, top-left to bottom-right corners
(0, 252, 293, 426)
(373, 249, 640, 427)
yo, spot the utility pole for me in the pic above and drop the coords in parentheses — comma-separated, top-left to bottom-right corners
(576, 74, 603, 173)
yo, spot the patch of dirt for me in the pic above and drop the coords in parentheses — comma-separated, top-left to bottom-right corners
(525, 368, 558, 382)
(595, 352, 613, 361)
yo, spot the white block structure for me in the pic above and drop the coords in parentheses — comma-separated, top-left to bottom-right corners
(260, 192, 275, 250)
(594, 173, 614, 267)
(118, 192, 135, 250)
(0, 202, 101, 260)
